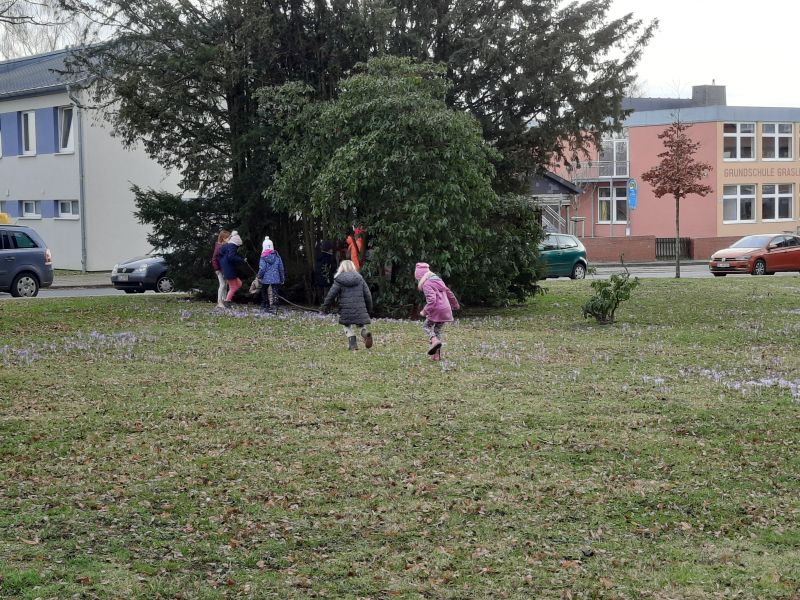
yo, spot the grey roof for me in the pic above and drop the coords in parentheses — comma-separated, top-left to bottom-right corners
(625, 105, 800, 127)
(529, 171, 581, 196)
(0, 49, 83, 100)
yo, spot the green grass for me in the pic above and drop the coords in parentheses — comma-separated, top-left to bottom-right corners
(1, 277, 799, 598)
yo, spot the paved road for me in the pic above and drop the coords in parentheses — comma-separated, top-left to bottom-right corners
(1, 288, 180, 300)
(592, 263, 799, 279)
(3, 263, 799, 300)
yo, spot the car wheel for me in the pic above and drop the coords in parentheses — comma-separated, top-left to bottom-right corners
(712, 273, 726, 277)
(570, 263, 586, 280)
(155, 276, 175, 293)
(752, 260, 767, 276)
(10, 272, 39, 297)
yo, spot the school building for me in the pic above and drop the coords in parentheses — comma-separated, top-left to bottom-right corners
(539, 85, 800, 261)
(0, 49, 181, 270)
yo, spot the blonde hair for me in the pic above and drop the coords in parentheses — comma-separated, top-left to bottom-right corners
(335, 260, 357, 277)
(217, 229, 231, 243)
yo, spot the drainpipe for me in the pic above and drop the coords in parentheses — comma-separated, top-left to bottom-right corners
(68, 85, 88, 273)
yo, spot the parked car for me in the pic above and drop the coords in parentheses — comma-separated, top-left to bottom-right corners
(709, 233, 800, 276)
(538, 233, 588, 279)
(110, 253, 175, 293)
(0, 224, 54, 297)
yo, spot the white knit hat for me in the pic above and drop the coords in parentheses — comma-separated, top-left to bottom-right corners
(262, 236, 274, 251)
(229, 231, 242, 246)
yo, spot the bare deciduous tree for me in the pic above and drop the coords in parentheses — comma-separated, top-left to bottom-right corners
(0, 0, 103, 59)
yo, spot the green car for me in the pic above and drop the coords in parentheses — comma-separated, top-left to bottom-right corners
(538, 233, 588, 279)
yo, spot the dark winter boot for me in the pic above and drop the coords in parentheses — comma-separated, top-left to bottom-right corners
(348, 336, 358, 351)
(361, 329, 373, 349)
(427, 336, 442, 356)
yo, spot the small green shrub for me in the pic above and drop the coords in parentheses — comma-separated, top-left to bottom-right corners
(582, 270, 640, 324)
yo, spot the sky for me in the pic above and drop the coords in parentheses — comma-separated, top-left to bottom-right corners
(608, 0, 800, 107)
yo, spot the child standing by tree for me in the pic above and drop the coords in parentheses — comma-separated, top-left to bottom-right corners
(322, 260, 374, 351)
(211, 229, 231, 308)
(257, 236, 285, 314)
(415, 262, 460, 361)
(218, 230, 245, 308)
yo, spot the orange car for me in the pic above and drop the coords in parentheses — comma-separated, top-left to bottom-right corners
(709, 233, 800, 276)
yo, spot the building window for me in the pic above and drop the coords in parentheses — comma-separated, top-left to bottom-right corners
(58, 107, 74, 152)
(21, 111, 36, 155)
(21, 200, 41, 218)
(598, 186, 628, 223)
(598, 136, 629, 177)
(762, 184, 793, 221)
(723, 123, 755, 160)
(58, 200, 80, 218)
(723, 184, 756, 222)
(762, 123, 793, 160)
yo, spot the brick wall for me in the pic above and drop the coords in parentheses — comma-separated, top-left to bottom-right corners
(580, 236, 656, 263)
(691, 237, 741, 260)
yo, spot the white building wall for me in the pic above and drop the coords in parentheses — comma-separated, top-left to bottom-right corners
(0, 89, 183, 271)
(81, 101, 182, 271)
(0, 91, 83, 269)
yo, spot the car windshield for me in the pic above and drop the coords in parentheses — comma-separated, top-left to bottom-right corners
(730, 235, 773, 248)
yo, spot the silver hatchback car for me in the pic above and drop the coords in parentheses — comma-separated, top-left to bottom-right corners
(0, 225, 54, 297)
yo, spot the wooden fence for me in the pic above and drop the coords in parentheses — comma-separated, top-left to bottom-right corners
(655, 237, 692, 260)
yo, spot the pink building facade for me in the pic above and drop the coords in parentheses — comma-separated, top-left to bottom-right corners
(549, 85, 800, 260)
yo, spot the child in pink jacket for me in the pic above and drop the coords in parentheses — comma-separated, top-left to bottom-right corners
(415, 262, 460, 361)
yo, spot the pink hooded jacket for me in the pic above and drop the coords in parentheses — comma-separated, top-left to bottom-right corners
(415, 262, 460, 323)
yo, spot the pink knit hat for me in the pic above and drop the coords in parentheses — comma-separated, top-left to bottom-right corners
(414, 262, 430, 280)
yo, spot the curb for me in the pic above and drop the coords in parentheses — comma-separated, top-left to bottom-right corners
(50, 284, 113, 290)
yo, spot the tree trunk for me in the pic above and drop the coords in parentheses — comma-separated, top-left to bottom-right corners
(675, 196, 681, 278)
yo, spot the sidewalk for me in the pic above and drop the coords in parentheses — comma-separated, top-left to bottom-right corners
(592, 259, 708, 267)
(51, 272, 112, 289)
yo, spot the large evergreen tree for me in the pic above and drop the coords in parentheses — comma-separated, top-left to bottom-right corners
(61, 0, 654, 301)
(380, 0, 656, 189)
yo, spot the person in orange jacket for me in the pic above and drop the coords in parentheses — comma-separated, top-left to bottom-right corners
(346, 226, 366, 271)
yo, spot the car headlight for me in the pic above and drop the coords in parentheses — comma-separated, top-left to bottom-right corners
(112, 264, 118, 274)
(734, 255, 751, 261)
(135, 265, 148, 273)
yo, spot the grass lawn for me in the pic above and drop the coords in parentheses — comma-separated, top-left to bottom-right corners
(1, 277, 799, 599)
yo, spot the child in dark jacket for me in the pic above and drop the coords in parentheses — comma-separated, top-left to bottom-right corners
(321, 260, 374, 351)
(257, 236, 285, 314)
(217, 231, 245, 307)
(415, 262, 460, 361)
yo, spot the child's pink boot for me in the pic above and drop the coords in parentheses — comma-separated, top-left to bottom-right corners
(427, 336, 442, 356)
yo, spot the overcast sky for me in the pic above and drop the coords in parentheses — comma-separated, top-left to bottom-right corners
(609, 0, 798, 107)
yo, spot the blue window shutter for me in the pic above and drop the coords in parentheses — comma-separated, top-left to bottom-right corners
(0, 113, 21, 156)
(35, 107, 57, 154)
(41, 200, 56, 219)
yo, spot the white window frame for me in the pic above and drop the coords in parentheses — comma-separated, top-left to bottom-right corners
(21, 200, 41, 219)
(722, 184, 756, 223)
(21, 111, 36, 156)
(597, 186, 628, 224)
(761, 183, 794, 221)
(723, 122, 755, 161)
(598, 135, 629, 178)
(762, 123, 793, 161)
(58, 106, 74, 153)
(57, 200, 80, 219)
